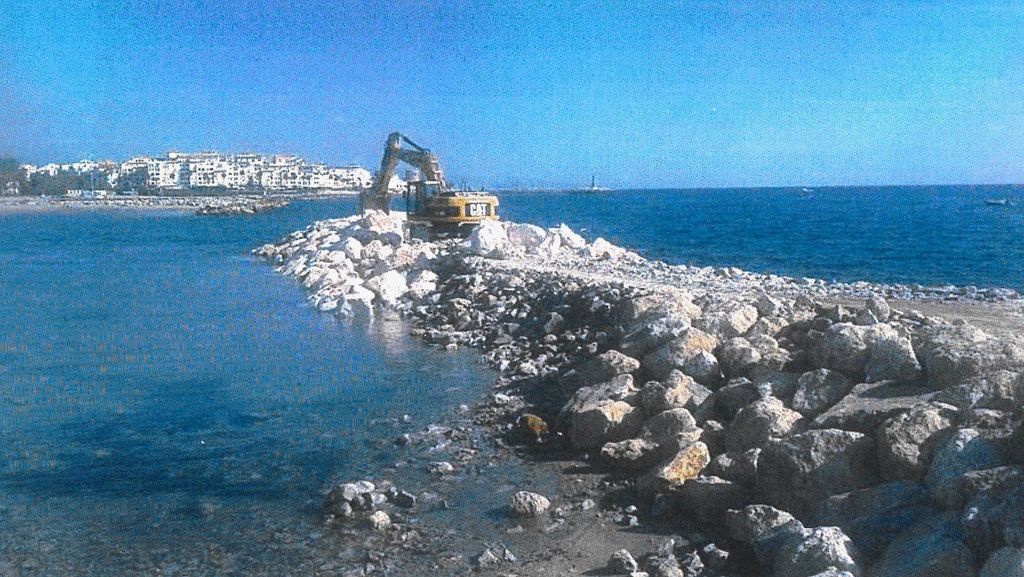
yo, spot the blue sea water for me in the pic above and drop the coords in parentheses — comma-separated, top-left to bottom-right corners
(498, 185, 1024, 291)
(1, 184, 1021, 574)
(0, 199, 550, 576)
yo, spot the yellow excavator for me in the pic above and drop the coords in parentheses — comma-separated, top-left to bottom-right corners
(360, 132, 499, 236)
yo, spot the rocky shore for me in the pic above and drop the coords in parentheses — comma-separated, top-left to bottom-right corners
(256, 212, 1024, 576)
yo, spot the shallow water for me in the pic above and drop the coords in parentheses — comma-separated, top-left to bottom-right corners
(498, 185, 1024, 291)
(0, 200, 549, 575)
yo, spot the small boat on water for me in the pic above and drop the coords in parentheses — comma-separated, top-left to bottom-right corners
(985, 198, 1012, 206)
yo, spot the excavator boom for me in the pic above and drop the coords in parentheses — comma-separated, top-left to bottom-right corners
(362, 132, 446, 213)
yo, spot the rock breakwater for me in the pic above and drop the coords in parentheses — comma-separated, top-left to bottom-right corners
(256, 212, 1024, 576)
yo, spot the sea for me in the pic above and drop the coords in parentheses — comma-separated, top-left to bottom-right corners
(0, 185, 1020, 574)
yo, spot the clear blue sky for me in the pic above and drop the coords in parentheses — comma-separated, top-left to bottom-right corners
(2, 1, 1022, 188)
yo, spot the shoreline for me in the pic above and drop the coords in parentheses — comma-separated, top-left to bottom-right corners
(256, 213, 1024, 575)
(0, 191, 359, 214)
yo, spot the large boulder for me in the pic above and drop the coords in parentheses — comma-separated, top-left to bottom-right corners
(569, 400, 643, 451)
(364, 269, 408, 304)
(772, 526, 862, 577)
(914, 323, 1024, 389)
(600, 437, 662, 470)
(642, 329, 720, 383)
(670, 475, 749, 525)
(462, 220, 509, 257)
(583, 237, 626, 260)
(876, 402, 958, 481)
(924, 427, 1004, 502)
(554, 223, 586, 250)
(560, 374, 637, 419)
(620, 312, 693, 359)
(506, 222, 548, 252)
(937, 371, 1024, 412)
(810, 323, 872, 377)
(810, 382, 937, 434)
(639, 375, 694, 415)
(758, 429, 879, 517)
(727, 504, 803, 544)
(707, 448, 760, 487)
(872, 512, 976, 577)
(638, 441, 710, 494)
(813, 481, 937, 559)
(726, 397, 805, 452)
(575, 350, 640, 385)
(865, 329, 922, 383)
(719, 337, 763, 378)
(641, 408, 702, 451)
(698, 303, 760, 339)
(792, 369, 854, 418)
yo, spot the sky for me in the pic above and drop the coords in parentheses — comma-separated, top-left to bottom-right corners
(2, 1, 1023, 188)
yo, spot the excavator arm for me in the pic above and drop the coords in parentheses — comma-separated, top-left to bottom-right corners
(362, 132, 448, 213)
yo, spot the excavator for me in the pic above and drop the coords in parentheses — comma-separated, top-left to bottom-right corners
(360, 132, 499, 236)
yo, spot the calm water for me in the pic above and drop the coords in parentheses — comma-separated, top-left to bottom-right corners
(1, 185, 1021, 573)
(499, 185, 1024, 291)
(0, 199, 549, 576)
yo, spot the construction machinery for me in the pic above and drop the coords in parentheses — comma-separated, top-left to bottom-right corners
(360, 132, 499, 236)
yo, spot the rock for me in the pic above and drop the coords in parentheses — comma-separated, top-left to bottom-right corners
(577, 350, 641, 385)
(621, 312, 693, 359)
(772, 526, 862, 577)
(367, 510, 391, 531)
(756, 293, 788, 317)
(683, 350, 723, 387)
(570, 400, 643, 451)
(610, 549, 640, 574)
(758, 429, 879, 517)
(915, 323, 1024, 389)
(981, 547, 1024, 577)
(509, 490, 551, 517)
(365, 269, 408, 303)
(792, 369, 854, 418)
(462, 220, 509, 257)
(640, 376, 694, 415)
(561, 374, 637, 417)
(873, 512, 976, 577)
(639, 442, 710, 494)
(406, 268, 438, 298)
(811, 382, 937, 434)
(813, 481, 937, 559)
(601, 438, 662, 470)
(937, 371, 1024, 412)
(876, 402, 958, 481)
(339, 236, 363, 260)
(727, 504, 802, 544)
(866, 330, 922, 383)
(584, 237, 626, 260)
(554, 223, 586, 250)
(807, 569, 856, 577)
(810, 323, 871, 378)
(428, 461, 455, 475)
(698, 303, 760, 339)
(642, 329, 720, 381)
(671, 475, 749, 525)
(719, 337, 763, 378)
(715, 378, 764, 420)
(706, 448, 760, 486)
(506, 222, 548, 251)
(866, 296, 892, 322)
(388, 489, 417, 508)
(925, 427, 1004, 502)
(641, 408, 701, 450)
(727, 397, 805, 452)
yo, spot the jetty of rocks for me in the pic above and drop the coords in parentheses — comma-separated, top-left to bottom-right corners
(256, 212, 1024, 577)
